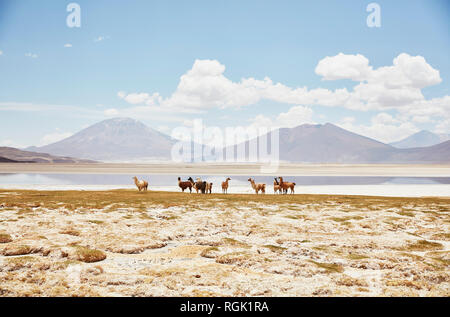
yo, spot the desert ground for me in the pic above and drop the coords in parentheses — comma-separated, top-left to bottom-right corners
(0, 189, 448, 297)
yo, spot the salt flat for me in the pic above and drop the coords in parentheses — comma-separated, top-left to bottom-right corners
(0, 184, 449, 198)
(1, 163, 450, 177)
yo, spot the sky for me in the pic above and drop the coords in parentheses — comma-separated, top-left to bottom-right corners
(0, 0, 449, 148)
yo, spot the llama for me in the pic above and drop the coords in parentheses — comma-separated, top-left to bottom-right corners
(195, 177, 207, 194)
(248, 178, 266, 194)
(133, 176, 148, 192)
(279, 177, 295, 194)
(221, 177, 231, 194)
(273, 177, 281, 194)
(178, 177, 194, 193)
(206, 182, 213, 194)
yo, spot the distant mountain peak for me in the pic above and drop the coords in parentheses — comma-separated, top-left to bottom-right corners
(29, 117, 176, 161)
(390, 130, 450, 149)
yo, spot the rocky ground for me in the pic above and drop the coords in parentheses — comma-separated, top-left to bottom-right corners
(0, 190, 448, 297)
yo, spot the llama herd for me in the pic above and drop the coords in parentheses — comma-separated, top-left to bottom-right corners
(177, 177, 213, 194)
(133, 176, 296, 194)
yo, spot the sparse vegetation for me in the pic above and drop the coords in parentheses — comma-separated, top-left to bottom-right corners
(1, 245, 32, 256)
(59, 229, 80, 236)
(216, 252, 251, 265)
(74, 246, 106, 263)
(402, 240, 444, 252)
(263, 245, 287, 253)
(0, 189, 448, 296)
(0, 233, 12, 243)
(309, 260, 344, 273)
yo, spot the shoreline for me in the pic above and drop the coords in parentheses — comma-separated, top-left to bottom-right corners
(1, 163, 450, 177)
(0, 185, 449, 198)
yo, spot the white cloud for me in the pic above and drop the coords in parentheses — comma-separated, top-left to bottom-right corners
(315, 53, 372, 81)
(118, 92, 162, 106)
(249, 105, 314, 130)
(435, 119, 450, 134)
(118, 59, 349, 113)
(0, 50, 3, 56)
(276, 106, 315, 128)
(118, 54, 446, 118)
(39, 132, 73, 146)
(114, 54, 449, 136)
(25, 53, 38, 58)
(104, 108, 119, 116)
(338, 113, 419, 144)
(64, 43, 72, 48)
(0, 139, 25, 148)
(346, 53, 442, 111)
(411, 115, 433, 123)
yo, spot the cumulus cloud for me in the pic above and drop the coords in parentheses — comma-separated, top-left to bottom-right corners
(118, 59, 348, 112)
(249, 105, 315, 130)
(338, 113, 419, 144)
(346, 53, 442, 111)
(117, 54, 448, 134)
(119, 54, 445, 114)
(315, 53, 372, 81)
(64, 43, 72, 48)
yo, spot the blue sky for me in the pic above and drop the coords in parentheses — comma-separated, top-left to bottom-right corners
(0, 0, 449, 147)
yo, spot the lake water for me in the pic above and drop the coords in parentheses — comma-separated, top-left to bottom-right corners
(0, 173, 449, 197)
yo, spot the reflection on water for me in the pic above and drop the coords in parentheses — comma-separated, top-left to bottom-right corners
(0, 173, 449, 186)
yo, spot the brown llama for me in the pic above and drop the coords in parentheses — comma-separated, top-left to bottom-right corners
(178, 177, 194, 193)
(279, 177, 295, 194)
(195, 177, 208, 194)
(206, 182, 213, 194)
(273, 177, 281, 194)
(221, 177, 231, 194)
(248, 178, 266, 194)
(132, 176, 148, 192)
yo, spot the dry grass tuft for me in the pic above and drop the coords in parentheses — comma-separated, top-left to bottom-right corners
(337, 276, 368, 287)
(59, 229, 81, 236)
(402, 240, 444, 252)
(0, 233, 12, 243)
(385, 279, 424, 290)
(200, 246, 219, 258)
(216, 252, 251, 265)
(309, 260, 344, 273)
(263, 245, 287, 253)
(1, 245, 33, 256)
(74, 246, 106, 263)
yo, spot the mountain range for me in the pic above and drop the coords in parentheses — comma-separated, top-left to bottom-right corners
(21, 117, 450, 164)
(0, 147, 94, 163)
(226, 123, 450, 163)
